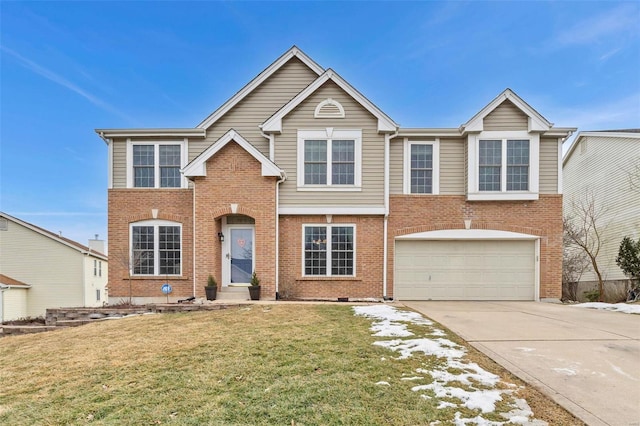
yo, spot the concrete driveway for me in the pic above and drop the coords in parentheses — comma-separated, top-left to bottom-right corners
(402, 301, 640, 426)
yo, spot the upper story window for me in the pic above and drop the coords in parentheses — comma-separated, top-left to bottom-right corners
(403, 139, 440, 194)
(297, 129, 362, 191)
(127, 141, 187, 188)
(130, 220, 182, 276)
(468, 131, 538, 200)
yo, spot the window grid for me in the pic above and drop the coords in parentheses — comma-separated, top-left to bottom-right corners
(304, 225, 354, 276)
(507, 140, 529, 191)
(159, 145, 181, 188)
(132, 226, 155, 275)
(159, 226, 181, 275)
(331, 140, 355, 185)
(304, 140, 328, 185)
(410, 144, 433, 193)
(304, 226, 327, 275)
(479, 140, 502, 191)
(133, 145, 155, 188)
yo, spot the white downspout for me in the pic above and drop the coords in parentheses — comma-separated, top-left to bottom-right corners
(383, 130, 398, 300)
(275, 171, 286, 298)
(192, 180, 197, 298)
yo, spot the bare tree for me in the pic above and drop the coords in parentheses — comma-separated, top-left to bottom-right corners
(563, 193, 608, 302)
(562, 232, 589, 301)
(627, 158, 640, 193)
(115, 245, 150, 305)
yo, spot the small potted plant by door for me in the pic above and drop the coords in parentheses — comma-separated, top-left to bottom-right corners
(248, 271, 261, 301)
(205, 274, 217, 301)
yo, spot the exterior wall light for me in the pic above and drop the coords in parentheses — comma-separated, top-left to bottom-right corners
(218, 232, 225, 242)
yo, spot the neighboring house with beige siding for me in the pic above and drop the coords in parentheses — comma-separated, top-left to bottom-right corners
(0, 212, 108, 321)
(563, 130, 640, 296)
(96, 46, 575, 304)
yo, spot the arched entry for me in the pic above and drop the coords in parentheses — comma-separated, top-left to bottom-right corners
(221, 215, 255, 286)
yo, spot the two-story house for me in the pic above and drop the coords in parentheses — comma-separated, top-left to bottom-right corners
(96, 47, 575, 304)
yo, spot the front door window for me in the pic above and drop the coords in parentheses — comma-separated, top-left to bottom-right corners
(230, 228, 253, 283)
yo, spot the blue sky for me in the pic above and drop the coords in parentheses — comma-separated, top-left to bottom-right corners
(1, 1, 639, 249)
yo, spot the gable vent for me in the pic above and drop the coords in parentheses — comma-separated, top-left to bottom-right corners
(314, 98, 345, 119)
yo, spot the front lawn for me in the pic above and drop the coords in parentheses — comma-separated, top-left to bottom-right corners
(0, 304, 580, 425)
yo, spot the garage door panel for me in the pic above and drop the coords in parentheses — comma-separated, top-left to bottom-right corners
(395, 240, 535, 301)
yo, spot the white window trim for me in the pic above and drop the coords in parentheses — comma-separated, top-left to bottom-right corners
(297, 129, 362, 191)
(130, 220, 183, 276)
(126, 139, 188, 189)
(403, 138, 440, 195)
(301, 223, 356, 277)
(467, 131, 539, 201)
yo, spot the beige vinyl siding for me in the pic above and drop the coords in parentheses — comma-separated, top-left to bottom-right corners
(440, 138, 465, 194)
(190, 57, 319, 161)
(2, 288, 29, 322)
(563, 135, 640, 282)
(539, 137, 559, 194)
(112, 138, 127, 188)
(83, 256, 108, 307)
(483, 100, 528, 131)
(389, 137, 403, 194)
(277, 80, 384, 207)
(0, 220, 85, 318)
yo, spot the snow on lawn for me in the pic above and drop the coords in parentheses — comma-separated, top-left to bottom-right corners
(572, 302, 640, 314)
(354, 304, 547, 426)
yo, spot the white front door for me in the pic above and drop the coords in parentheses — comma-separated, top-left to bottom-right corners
(222, 226, 255, 286)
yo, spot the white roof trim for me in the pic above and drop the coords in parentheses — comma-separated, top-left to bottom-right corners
(95, 129, 206, 139)
(0, 212, 108, 260)
(182, 129, 283, 178)
(396, 229, 540, 240)
(261, 69, 398, 134)
(0, 283, 31, 289)
(197, 46, 324, 129)
(461, 89, 552, 133)
(563, 131, 640, 166)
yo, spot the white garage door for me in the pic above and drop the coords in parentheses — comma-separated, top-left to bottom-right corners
(395, 240, 535, 300)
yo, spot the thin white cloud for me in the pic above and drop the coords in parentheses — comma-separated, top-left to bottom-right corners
(554, 4, 639, 47)
(11, 212, 105, 217)
(0, 45, 136, 124)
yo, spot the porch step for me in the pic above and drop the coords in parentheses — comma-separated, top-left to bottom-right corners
(217, 286, 250, 301)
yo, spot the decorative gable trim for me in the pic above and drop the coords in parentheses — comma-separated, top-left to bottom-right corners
(261, 69, 398, 134)
(461, 89, 552, 134)
(182, 129, 283, 178)
(314, 98, 345, 118)
(196, 46, 324, 130)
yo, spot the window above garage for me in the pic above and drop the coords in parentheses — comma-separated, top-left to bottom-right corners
(467, 131, 539, 201)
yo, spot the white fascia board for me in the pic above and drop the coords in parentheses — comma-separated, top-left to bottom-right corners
(95, 129, 205, 138)
(396, 229, 540, 240)
(279, 207, 385, 215)
(262, 69, 398, 134)
(397, 128, 462, 137)
(461, 89, 552, 134)
(182, 129, 282, 178)
(197, 46, 324, 129)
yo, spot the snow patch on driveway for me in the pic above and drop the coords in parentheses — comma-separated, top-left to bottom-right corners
(572, 302, 640, 314)
(354, 305, 547, 425)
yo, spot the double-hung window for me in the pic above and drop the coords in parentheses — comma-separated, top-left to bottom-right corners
(127, 141, 186, 188)
(297, 129, 361, 190)
(303, 225, 355, 276)
(131, 221, 182, 276)
(403, 140, 440, 194)
(468, 131, 538, 200)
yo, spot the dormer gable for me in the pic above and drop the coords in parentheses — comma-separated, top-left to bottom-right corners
(461, 89, 552, 134)
(182, 129, 282, 178)
(261, 69, 398, 134)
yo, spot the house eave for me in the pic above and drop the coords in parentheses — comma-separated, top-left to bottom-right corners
(396, 128, 462, 137)
(95, 128, 206, 139)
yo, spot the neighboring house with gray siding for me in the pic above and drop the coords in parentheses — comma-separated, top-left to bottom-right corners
(563, 130, 640, 297)
(96, 46, 575, 304)
(0, 212, 108, 322)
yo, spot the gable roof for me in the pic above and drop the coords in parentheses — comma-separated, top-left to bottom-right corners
(0, 212, 108, 260)
(182, 129, 283, 178)
(261, 69, 398, 133)
(563, 129, 640, 166)
(0, 274, 31, 288)
(461, 88, 552, 133)
(196, 46, 324, 130)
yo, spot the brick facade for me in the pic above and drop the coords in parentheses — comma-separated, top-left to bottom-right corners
(387, 194, 563, 299)
(107, 189, 194, 302)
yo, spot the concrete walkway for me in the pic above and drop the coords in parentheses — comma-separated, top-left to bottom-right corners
(402, 301, 640, 426)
